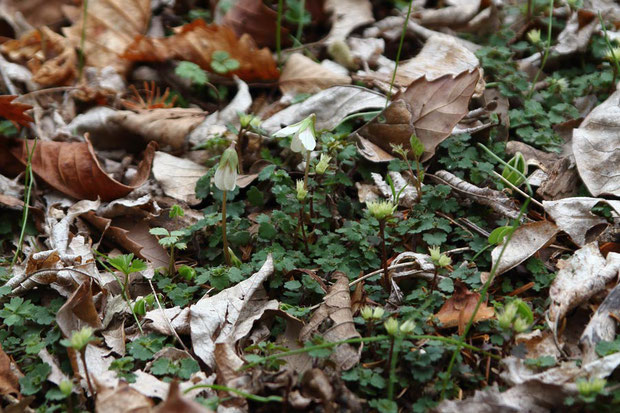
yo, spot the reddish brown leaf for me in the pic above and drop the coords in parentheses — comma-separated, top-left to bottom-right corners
(0, 345, 19, 397)
(434, 280, 495, 335)
(96, 381, 154, 413)
(0, 137, 156, 201)
(154, 381, 213, 413)
(56, 279, 103, 338)
(0, 95, 33, 127)
(221, 0, 286, 49)
(121, 19, 279, 82)
(355, 70, 481, 162)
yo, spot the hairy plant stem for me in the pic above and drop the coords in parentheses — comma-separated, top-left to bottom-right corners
(386, 0, 414, 104)
(379, 219, 390, 291)
(275, 0, 284, 66)
(168, 245, 175, 277)
(527, 0, 554, 99)
(387, 336, 402, 401)
(299, 205, 309, 254)
(12, 137, 37, 268)
(236, 127, 246, 174)
(80, 349, 95, 397)
(222, 190, 230, 266)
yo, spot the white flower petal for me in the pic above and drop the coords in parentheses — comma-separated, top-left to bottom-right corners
(290, 132, 303, 153)
(272, 125, 299, 137)
(298, 127, 316, 151)
(214, 165, 237, 191)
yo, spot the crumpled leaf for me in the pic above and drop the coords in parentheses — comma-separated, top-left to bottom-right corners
(279, 53, 351, 97)
(0, 95, 33, 127)
(543, 197, 620, 247)
(324, 0, 374, 44)
(0, 345, 19, 397)
(152, 152, 208, 205)
(221, 0, 287, 49)
(434, 280, 494, 335)
(0, 137, 156, 201)
(354, 70, 480, 162)
(490, 220, 559, 278)
(62, 0, 151, 76)
(1, 26, 77, 86)
(0, 0, 74, 32)
(56, 279, 103, 338)
(190, 255, 275, 367)
(122, 19, 279, 82)
(299, 272, 362, 370)
(262, 85, 387, 134)
(573, 88, 620, 197)
(548, 243, 620, 335)
(153, 380, 213, 413)
(414, 0, 482, 28)
(95, 381, 154, 413)
(580, 282, 620, 363)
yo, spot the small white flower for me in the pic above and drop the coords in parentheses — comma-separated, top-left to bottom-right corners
(214, 147, 238, 191)
(273, 114, 317, 154)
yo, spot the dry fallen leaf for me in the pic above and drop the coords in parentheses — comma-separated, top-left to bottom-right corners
(414, 0, 482, 28)
(572, 88, 620, 197)
(1, 26, 77, 86)
(548, 243, 620, 335)
(299, 272, 362, 370)
(56, 279, 103, 338)
(489, 220, 559, 278)
(0, 95, 33, 127)
(434, 280, 494, 335)
(279, 53, 351, 97)
(153, 380, 213, 413)
(0, 137, 156, 201)
(0, 345, 19, 397)
(580, 282, 620, 363)
(354, 70, 480, 162)
(122, 19, 279, 82)
(221, 0, 287, 49)
(95, 381, 154, 413)
(324, 0, 374, 44)
(62, 0, 151, 76)
(152, 152, 208, 205)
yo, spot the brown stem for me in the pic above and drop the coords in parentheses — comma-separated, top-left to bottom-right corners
(300, 205, 309, 254)
(379, 220, 389, 292)
(80, 350, 95, 397)
(222, 191, 230, 266)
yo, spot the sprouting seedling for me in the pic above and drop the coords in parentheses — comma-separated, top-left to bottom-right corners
(367, 199, 397, 292)
(214, 145, 239, 266)
(149, 227, 187, 275)
(502, 152, 527, 187)
(210, 50, 240, 74)
(428, 246, 452, 293)
(61, 327, 99, 397)
(488, 225, 514, 246)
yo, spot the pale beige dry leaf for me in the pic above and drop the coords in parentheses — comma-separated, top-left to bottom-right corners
(489, 221, 559, 278)
(144, 306, 190, 336)
(56, 279, 103, 338)
(299, 272, 362, 370)
(152, 152, 208, 205)
(543, 197, 620, 247)
(354, 70, 480, 162)
(0, 0, 74, 33)
(95, 381, 153, 413)
(548, 245, 620, 334)
(190, 255, 275, 367)
(414, 0, 481, 28)
(62, 0, 151, 76)
(262, 85, 387, 134)
(279, 53, 351, 97)
(580, 282, 620, 363)
(324, 0, 374, 44)
(572, 88, 620, 197)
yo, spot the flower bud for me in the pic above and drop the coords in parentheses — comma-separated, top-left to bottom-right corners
(399, 319, 415, 335)
(367, 200, 395, 221)
(513, 316, 530, 333)
(438, 254, 452, 268)
(360, 306, 373, 320)
(372, 307, 385, 320)
(59, 380, 73, 397)
(428, 246, 441, 262)
(527, 29, 541, 45)
(296, 180, 308, 201)
(606, 47, 620, 62)
(384, 318, 399, 336)
(67, 327, 95, 352)
(315, 154, 331, 175)
(214, 147, 239, 191)
(577, 377, 606, 397)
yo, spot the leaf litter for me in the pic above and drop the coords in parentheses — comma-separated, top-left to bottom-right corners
(1, 1, 620, 412)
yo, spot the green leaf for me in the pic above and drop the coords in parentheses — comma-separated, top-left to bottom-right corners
(224, 59, 240, 71)
(247, 186, 264, 206)
(488, 226, 514, 245)
(438, 277, 454, 293)
(502, 152, 527, 187)
(211, 61, 228, 74)
(422, 231, 447, 246)
(212, 50, 230, 61)
(127, 334, 167, 361)
(409, 134, 425, 158)
(20, 362, 51, 395)
(258, 222, 277, 240)
(175, 61, 208, 85)
(149, 227, 170, 236)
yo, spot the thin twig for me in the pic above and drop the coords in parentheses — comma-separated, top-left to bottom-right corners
(146, 278, 192, 355)
(492, 171, 544, 209)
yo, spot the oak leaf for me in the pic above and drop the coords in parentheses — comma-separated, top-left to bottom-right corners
(122, 19, 279, 82)
(0, 95, 33, 127)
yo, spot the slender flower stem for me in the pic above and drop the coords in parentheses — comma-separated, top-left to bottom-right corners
(379, 219, 389, 291)
(299, 205, 309, 254)
(12, 137, 37, 268)
(184, 383, 283, 403)
(387, 336, 402, 401)
(387, 0, 414, 104)
(222, 191, 230, 266)
(296, 0, 306, 41)
(303, 150, 311, 189)
(80, 350, 95, 397)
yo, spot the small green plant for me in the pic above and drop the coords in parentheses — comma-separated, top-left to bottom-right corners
(149, 208, 188, 275)
(210, 51, 240, 74)
(61, 327, 98, 396)
(151, 356, 200, 380)
(175, 61, 208, 85)
(367, 199, 396, 291)
(213, 146, 239, 266)
(428, 246, 452, 292)
(502, 152, 527, 187)
(109, 356, 137, 383)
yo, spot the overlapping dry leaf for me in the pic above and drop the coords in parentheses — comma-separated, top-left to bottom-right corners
(324, 0, 374, 44)
(434, 280, 494, 334)
(122, 19, 279, 82)
(0, 95, 33, 127)
(279, 53, 351, 97)
(0, 345, 19, 397)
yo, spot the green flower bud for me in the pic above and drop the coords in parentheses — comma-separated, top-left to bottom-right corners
(360, 306, 373, 320)
(372, 307, 385, 320)
(437, 254, 452, 268)
(229, 247, 242, 268)
(577, 377, 606, 397)
(384, 318, 399, 336)
(399, 319, 415, 335)
(428, 246, 441, 262)
(513, 316, 530, 333)
(66, 327, 96, 352)
(367, 200, 395, 221)
(606, 47, 620, 62)
(296, 180, 308, 201)
(315, 154, 332, 175)
(239, 113, 261, 129)
(59, 380, 73, 397)
(527, 29, 541, 45)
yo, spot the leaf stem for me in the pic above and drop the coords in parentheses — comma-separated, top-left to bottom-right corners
(387, 0, 414, 104)
(183, 383, 283, 403)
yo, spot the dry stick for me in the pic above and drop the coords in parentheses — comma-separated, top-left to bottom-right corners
(146, 278, 192, 355)
(492, 171, 544, 209)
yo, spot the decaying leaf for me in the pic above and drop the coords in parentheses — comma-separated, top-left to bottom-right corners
(122, 19, 279, 82)
(279, 53, 351, 97)
(152, 152, 208, 205)
(490, 220, 559, 278)
(56, 279, 103, 338)
(0, 345, 19, 397)
(221, 0, 287, 49)
(414, 0, 482, 28)
(434, 280, 494, 334)
(354, 70, 480, 162)
(543, 197, 620, 247)
(0, 137, 156, 201)
(262, 85, 387, 134)
(1, 26, 77, 86)
(572, 88, 620, 197)
(0, 95, 33, 127)
(153, 380, 213, 413)
(580, 282, 620, 363)
(324, 0, 374, 44)
(95, 381, 154, 413)
(62, 0, 151, 76)
(548, 243, 620, 335)
(299, 272, 362, 370)
(190, 255, 275, 367)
